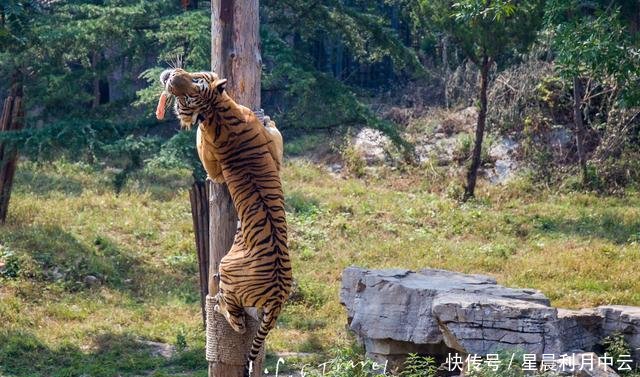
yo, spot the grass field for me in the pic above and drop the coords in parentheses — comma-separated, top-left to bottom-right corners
(1, 156, 640, 376)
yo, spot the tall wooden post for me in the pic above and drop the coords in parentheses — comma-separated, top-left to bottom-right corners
(189, 181, 210, 328)
(0, 84, 24, 224)
(206, 1, 264, 376)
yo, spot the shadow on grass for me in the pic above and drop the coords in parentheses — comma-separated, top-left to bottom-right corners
(533, 212, 640, 244)
(14, 163, 193, 200)
(1, 225, 138, 291)
(0, 224, 198, 301)
(13, 170, 87, 197)
(0, 330, 207, 377)
(126, 168, 194, 202)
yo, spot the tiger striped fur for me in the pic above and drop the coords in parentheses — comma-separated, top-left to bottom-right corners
(159, 68, 291, 376)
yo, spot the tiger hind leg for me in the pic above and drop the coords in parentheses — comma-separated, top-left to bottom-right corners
(213, 291, 246, 334)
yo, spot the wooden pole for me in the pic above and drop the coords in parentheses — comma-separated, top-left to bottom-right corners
(207, 0, 264, 376)
(189, 181, 210, 328)
(0, 83, 24, 224)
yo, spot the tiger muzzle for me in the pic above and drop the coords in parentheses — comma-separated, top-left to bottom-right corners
(168, 76, 193, 97)
(161, 69, 195, 97)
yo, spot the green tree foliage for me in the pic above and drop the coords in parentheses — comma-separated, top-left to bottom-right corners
(0, 0, 39, 70)
(4, 0, 638, 191)
(412, 0, 542, 66)
(0, 0, 40, 126)
(545, 0, 640, 186)
(546, 0, 639, 99)
(262, 0, 421, 73)
(0, 0, 35, 48)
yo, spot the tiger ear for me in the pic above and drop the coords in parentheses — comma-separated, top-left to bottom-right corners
(214, 78, 227, 94)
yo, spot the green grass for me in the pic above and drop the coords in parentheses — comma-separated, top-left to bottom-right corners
(1, 158, 640, 376)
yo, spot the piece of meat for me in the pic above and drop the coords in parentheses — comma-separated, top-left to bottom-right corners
(156, 92, 167, 120)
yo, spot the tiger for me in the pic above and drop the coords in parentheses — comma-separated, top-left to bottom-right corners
(157, 68, 291, 376)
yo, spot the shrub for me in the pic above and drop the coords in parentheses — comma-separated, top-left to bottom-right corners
(601, 332, 632, 372)
(340, 138, 366, 178)
(453, 133, 493, 167)
(400, 353, 437, 377)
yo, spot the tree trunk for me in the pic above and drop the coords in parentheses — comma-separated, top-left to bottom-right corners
(464, 56, 490, 201)
(181, 0, 198, 10)
(0, 83, 24, 224)
(335, 40, 344, 80)
(207, 180, 261, 377)
(212, 0, 261, 107)
(208, 0, 264, 376)
(442, 35, 450, 108)
(573, 76, 588, 185)
(91, 52, 101, 109)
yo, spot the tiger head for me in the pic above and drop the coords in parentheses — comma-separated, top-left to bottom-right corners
(159, 68, 227, 129)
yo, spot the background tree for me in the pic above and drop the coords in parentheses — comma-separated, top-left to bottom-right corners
(545, 0, 640, 186)
(1, 0, 211, 182)
(411, 0, 543, 199)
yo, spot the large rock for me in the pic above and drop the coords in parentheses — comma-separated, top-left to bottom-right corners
(341, 267, 640, 368)
(352, 128, 391, 165)
(487, 137, 519, 184)
(557, 306, 640, 362)
(341, 267, 557, 364)
(433, 293, 560, 356)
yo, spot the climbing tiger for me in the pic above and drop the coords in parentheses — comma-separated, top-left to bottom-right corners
(156, 68, 291, 376)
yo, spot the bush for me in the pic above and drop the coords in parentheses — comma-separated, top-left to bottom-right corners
(145, 129, 205, 182)
(601, 332, 632, 372)
(453, 133, 474, 163)
(340, 138, 366, 178)
(0, 246, 24, 279)
(589, 149, 640, 193)
(487, 59, 560, 135)
(400, 353, 437, 377)
(452, 132, 493, 167)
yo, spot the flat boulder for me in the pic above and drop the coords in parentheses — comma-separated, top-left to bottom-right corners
(341, 267, 640, 368)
